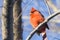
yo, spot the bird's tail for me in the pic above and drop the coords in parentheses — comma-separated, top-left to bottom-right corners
(36, 32, 40, 36)
(45, 24, 49, 30)
(41, 31, 48, 40)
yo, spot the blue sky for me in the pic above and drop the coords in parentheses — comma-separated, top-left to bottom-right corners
(0, 0, 60, 40)
(0, 0, 2, 40)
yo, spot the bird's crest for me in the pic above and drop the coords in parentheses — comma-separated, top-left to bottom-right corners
(30, 7, 37, 13)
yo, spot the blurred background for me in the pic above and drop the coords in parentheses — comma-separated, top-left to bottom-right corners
(0, 0, 60, 40)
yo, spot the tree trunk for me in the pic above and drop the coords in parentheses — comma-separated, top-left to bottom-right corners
(2, 0, 13, 40)
(13, 0, 23, 40)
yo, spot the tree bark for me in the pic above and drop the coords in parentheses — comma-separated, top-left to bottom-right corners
(13, 0, 23, 40)
(2, 0, 13, 40)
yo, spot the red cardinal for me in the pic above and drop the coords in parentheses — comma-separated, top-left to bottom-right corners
(30, 7, 49, 40)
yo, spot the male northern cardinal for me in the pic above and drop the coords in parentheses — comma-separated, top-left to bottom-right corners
(30, 7, 49, 40)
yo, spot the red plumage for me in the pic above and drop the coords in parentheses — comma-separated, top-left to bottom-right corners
(30, 7, 49, 35)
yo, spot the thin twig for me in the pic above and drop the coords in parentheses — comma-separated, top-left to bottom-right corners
(44, 0, 51, 15)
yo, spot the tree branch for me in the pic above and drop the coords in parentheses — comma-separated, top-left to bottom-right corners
(26, 11, 60, 40)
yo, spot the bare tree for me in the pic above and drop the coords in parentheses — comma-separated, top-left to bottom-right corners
(13, 0, 23, 40)
(2, 0, 13, 40)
